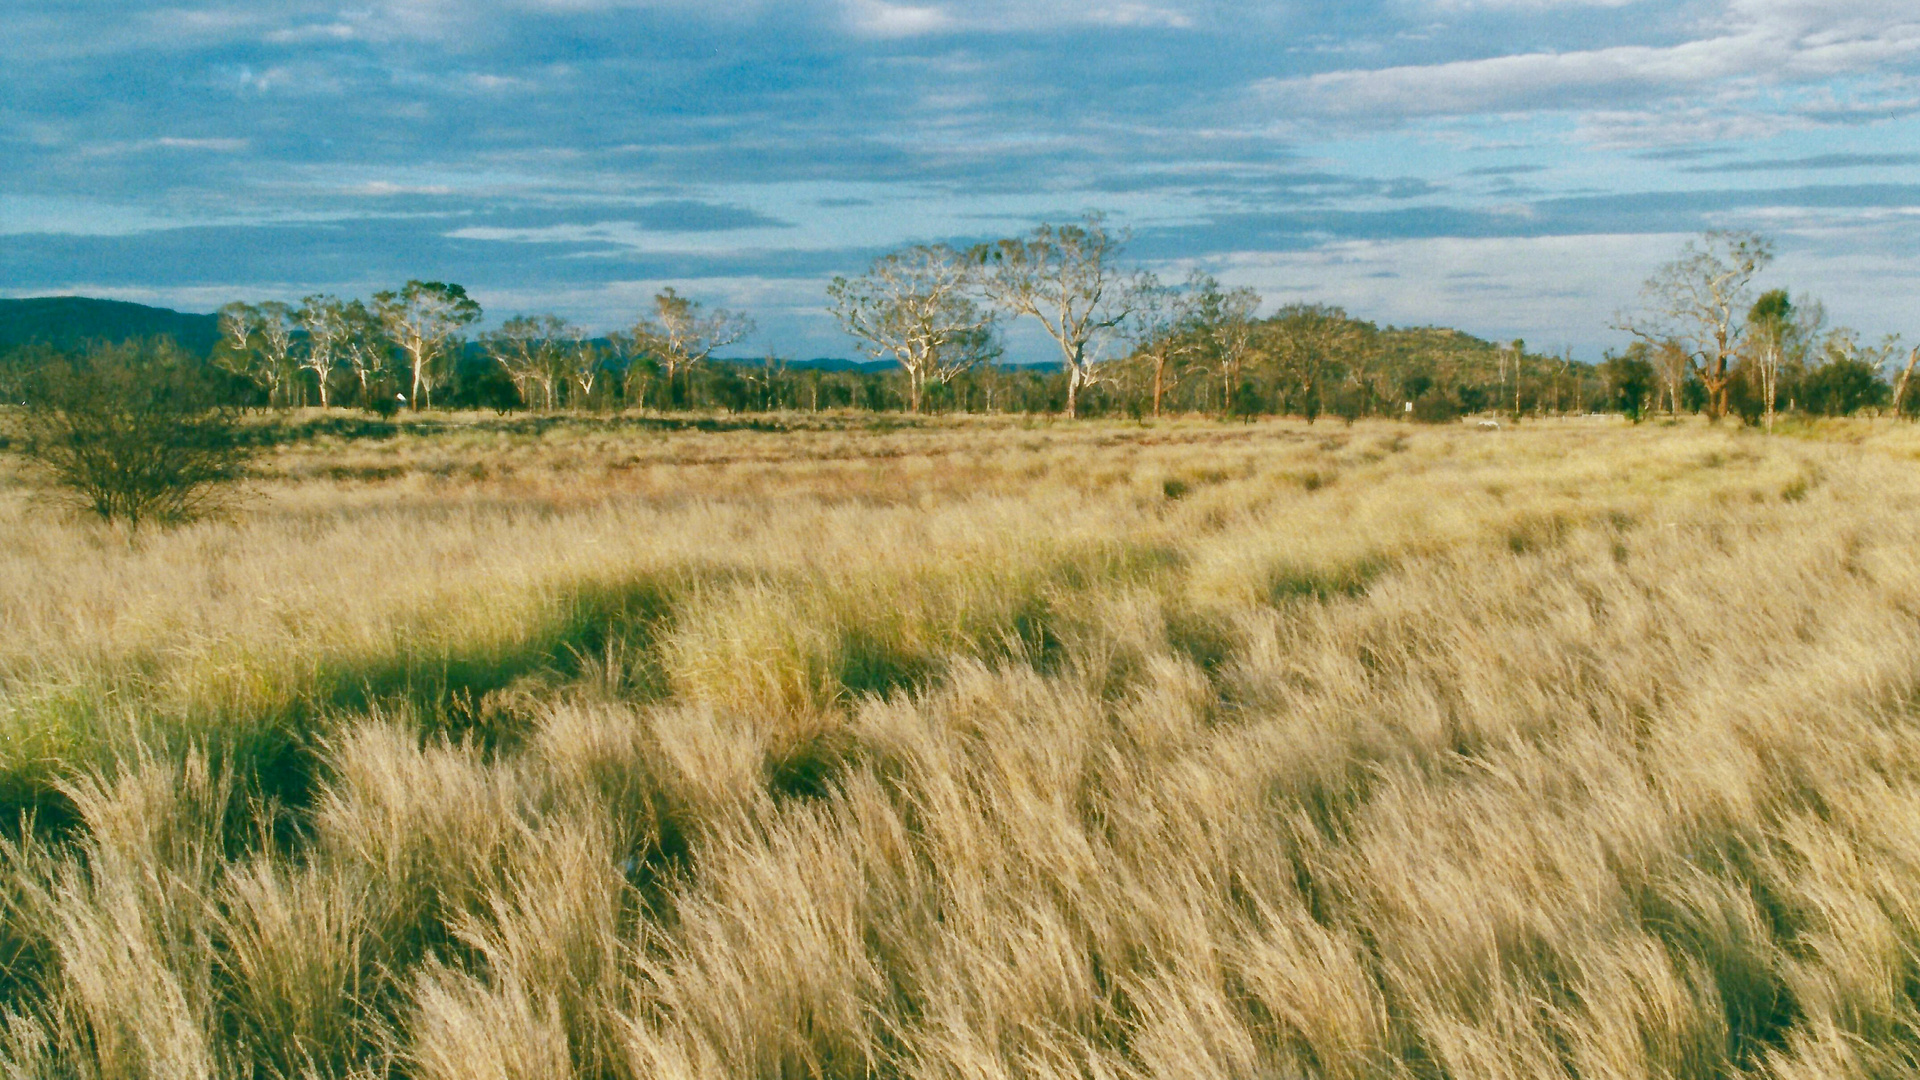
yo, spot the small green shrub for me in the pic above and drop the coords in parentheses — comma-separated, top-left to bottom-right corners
(1410, 390, 1463, 425)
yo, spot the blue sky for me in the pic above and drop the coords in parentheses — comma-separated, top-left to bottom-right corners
(2, 0, 1916, 361)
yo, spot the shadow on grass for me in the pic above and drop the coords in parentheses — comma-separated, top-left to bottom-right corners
(1267, 555, 1390, 605)
(1, 537, 1175, 839)
(0, 572, 698, 839)
(244, 411, 932, 447)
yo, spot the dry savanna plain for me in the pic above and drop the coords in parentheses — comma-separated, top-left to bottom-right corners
(7, 411, 1920, 1080)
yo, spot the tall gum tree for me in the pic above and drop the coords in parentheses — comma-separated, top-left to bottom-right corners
(337, 299, 386, 408)
(483, 314, 575, 410)
(296, 295, 348, 408)
(828, 244, 999, 413)
(215, 301, 297, 407)
(1124, 272, 1204, 419)
(1263, 303, 1359, 423)
(1744, 289, 1799, 432)
(1187, 274, 1261, 418)
(632, 288, 754, 407)
(1620, 231, 1773, 421)
(373, 281, 481, 410)
(1892, 344, 1920, 416)
(972, 214, 1140, 419)
(214, 301, 256, 391)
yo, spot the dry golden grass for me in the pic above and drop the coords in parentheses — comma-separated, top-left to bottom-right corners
(6, 411, 1920, 1078)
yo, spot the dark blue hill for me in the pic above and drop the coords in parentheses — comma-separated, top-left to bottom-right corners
(0, 296, 221, 355)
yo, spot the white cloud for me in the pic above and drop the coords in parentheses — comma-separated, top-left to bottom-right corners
(1575, 103, 1809, 146)
(1427, 0, 1640, 9)
(1075, 4, 1195, 28)
(1260, 42, 1762, 119)
(1185, 225, 1918, 356)
(264, 22, 356, 43)
(350, 180, 457, 196)
(1191, 234, 1669, 351)
(1255, 0, 1920, 127)
(843, 0, 954, 38)
(78, 136, 250, 157)
(150, 136, 249, 151)
(840, 0, 1195, 36)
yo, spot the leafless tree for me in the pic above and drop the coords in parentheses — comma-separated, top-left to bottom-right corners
(972, 214, 1140, 419)
(828, 244, 999, 413)
(1619, 231, 1774, 421)
(372, 281, 482, 410)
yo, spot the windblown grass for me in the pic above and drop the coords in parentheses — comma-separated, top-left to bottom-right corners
(6, 411, 1920, 1077)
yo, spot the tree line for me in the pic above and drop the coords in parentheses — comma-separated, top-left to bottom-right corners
(3, 219, 1912, 426)
(1606, 230, 1913, 427)
(2, 222, 1911, 529)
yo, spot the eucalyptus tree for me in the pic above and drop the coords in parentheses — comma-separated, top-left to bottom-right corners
(607, 329, 661, 410)
(216, 302, 255, 366)
(1125, 272, 1204, 418)
(567, 338, 604, 407)
(257, 302, 297, 404)
(1264, 304, 1367, 422)
(215, 300, 298, 406)
(828, 244, 999, 413)
(1803, 329, 1898, 415)
(337, 299, 389, 409)
(295, 295, 350, 408)
(1185, 274, 1261, 418)
(482, 314, 573, 410)
(1619, 231, 1773, 421)
(1338, 322, 1393, 416)
(1652, 339, 1690, 416)
(972, 214, 1140, 419)
(1743, 289, 1798, 431)
(632, 288, 754, 407)
(1892, 345, 1920, 416)
(372, 281, 482, 410)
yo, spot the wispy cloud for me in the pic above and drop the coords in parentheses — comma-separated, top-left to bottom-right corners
(1254, 0, 1920, 132)
(842, 1, 952, 38)
(1680, 150, 1920, 171)
(3, 0, 1918, 353)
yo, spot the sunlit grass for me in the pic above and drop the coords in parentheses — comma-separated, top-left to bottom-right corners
(6, 412, 1920, 1077)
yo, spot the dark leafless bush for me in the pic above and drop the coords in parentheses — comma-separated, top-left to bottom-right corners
(4, 342, 252, 528)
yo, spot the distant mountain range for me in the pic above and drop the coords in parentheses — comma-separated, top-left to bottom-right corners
(0, 296, 222, 355)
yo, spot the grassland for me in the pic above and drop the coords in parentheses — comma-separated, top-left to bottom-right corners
(5, 411, 1920, 1079)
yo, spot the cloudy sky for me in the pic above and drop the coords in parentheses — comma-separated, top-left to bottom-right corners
(2, 0, 1916, 360)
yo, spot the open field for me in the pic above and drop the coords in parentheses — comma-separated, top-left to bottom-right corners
(7, 412, 1920, 1078)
